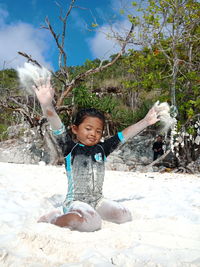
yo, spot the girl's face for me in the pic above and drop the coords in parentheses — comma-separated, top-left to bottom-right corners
(71, 116, 104, 146)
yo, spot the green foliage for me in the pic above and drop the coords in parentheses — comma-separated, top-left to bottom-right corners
(0, 124, 8, 141)
(120, 9, 125, 15)
(122, 47, 171, 111)
(72, 85, 155, 133)
(132, 2, 138, 7)
(127, 0, 200, 123)
(73, 86, 98, 108)
(91, 23, 98, 28)
(0, 110, 14, 141)
(1, 0, 199, 138)
(0, 68, 19, 90)
(110, 108, 134, 131)
(73, 86, 120, 114)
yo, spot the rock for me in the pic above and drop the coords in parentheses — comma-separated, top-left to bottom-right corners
(1, 125, 188, 172)
(0, 124, 59, 165)
(105, 161, 129, 172)
(0, 138, 49, 164)
(187, 157, 200, 173)
(105, 134, 156, 172)
(1, 126, 157, 169)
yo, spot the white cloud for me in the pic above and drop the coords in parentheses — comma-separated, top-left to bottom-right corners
(88, 27, 120, 60)
(0, 6, 8, 26)
(88, 0, 145, 61)
(88, 19, 140, 61)
(0, 8, 53, 70)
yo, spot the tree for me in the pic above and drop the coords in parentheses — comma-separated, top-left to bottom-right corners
(0, 0, 136, 164)
(128, 0, 200, 112)
(122, 0, 200, 172)
(0, 1, 136, 131)
(122, 47, 169, 110)
(19, 0, 135, 111)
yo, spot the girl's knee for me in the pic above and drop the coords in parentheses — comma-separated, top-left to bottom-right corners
(114, 208, 132, 224)
(103, 207, 132, 224)
(78, 211, 102, 232)
(97, 200, 132, 224)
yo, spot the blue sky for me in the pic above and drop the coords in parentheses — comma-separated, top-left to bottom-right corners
(0, 0, 138, 71)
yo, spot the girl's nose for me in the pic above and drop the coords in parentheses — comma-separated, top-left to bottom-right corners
(90, 130, 96, 137)
(91, 131, 95, 136)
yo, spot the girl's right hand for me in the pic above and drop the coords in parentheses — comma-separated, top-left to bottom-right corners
(32, 77, 54, 107)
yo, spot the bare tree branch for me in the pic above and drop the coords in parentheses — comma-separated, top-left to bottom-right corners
(43, 0, 76, 80)
(17, 52, 42, 68)
(44, 17, 67, 70)
(18, 1, 135, 107)
(56, 22, 135, 106)
(0, 100, 35, 127)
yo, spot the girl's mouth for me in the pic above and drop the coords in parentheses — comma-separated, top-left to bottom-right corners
(88, 139, 95, 142)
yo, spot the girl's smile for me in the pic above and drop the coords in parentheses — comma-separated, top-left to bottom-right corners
(71, 116, 104, 146)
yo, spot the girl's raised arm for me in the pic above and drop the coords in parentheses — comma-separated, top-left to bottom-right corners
(33, 78, 63, 131)
(122, 106, 159, 140)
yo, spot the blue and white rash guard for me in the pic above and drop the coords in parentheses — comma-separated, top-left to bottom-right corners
(53, 127, 125, 213)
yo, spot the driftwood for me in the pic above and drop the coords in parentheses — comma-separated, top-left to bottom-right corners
(146, 150, 171, 168)
(146, 149, 198, 174)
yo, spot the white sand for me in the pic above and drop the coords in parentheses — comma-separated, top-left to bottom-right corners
(0, 162, 200, 267)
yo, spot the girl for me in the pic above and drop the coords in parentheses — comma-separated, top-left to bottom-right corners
(35, 79, 160, 232)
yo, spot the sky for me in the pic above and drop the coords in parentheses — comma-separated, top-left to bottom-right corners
(0, 0, 138, 71)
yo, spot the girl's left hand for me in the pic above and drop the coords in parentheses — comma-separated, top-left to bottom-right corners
(144, 107, 160, 126)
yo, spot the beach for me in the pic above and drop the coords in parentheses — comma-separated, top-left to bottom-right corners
(0, 162, 200, 267)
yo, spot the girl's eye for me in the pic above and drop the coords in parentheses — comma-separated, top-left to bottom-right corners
(86, 128, 91, 131)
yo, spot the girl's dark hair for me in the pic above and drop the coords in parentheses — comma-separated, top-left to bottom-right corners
(73, 108, 105, 126)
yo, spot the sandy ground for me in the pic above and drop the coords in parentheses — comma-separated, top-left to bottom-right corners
(0, 162, 200, 267)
